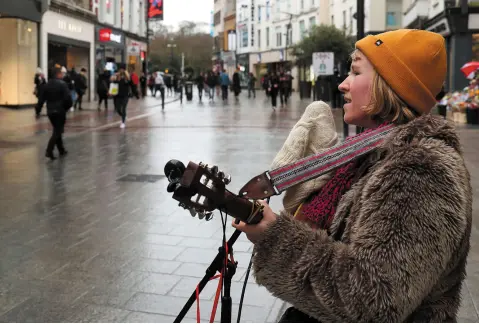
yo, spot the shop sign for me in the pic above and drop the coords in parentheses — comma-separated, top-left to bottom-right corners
(426, 18, 450, 37)
(313, 52, 334, 76)
(58, 20, 83, 33)
(99, 28, 122, 43)
(127, 44, 141, 56)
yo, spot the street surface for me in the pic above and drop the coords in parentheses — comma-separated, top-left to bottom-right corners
(0, 91, 478, 322)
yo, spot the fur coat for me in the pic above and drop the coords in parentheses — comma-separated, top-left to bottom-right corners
(252, 114, 472, 322)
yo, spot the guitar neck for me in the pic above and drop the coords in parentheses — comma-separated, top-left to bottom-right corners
(218, 190, 263, 224)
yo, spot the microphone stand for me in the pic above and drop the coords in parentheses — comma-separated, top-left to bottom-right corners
(174, 229, 242, 323)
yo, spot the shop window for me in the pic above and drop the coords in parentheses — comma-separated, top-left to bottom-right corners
(0, 19, 38, 106)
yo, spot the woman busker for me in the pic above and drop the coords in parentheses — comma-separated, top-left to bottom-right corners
(233, 29, 472, 322)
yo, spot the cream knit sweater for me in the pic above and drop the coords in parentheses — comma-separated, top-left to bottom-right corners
(270, 101, 339, 215)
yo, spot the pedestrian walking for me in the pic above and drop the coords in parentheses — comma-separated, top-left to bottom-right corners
(233, 29, 471, 323)
(74, 68, 88, 110)
(196, 72, 205, 102)
(110, 63, 131, 128)
(268, 72, 280, 109)
(232, 68, 241, 101)
(206, 71, 217, 101)
(36, 66, 72, 160)
(34, 67, 47, 118)
(130, 69, 140, 99)
(220, 70, 230, 101)
(97, 69, 110, 111)
(140, 72, 147, 98)
(154, 72, 165, 109)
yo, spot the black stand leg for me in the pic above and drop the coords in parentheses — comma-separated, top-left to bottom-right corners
(174, 229, 241, 323)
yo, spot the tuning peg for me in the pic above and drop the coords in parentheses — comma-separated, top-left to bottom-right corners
(197, 211, 205, 220)
(223, 174, 232, 185)
(167, 182, 180, 193)
(209, 165, 219, 175)
(204, 211, 213, 221)
(179, 202, 187, 209)
(218, 171, 225, 179)
(189, 209, 197, 217)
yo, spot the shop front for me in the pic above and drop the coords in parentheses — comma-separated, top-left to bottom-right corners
(125, 38, 147, 74)
(0, 0, 46, 108)
(249, 49, 297, 89)
(41, 11, 95, 101)
(95, 26, 126, 76)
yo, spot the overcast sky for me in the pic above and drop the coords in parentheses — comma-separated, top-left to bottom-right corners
(162, 0, 213, 32)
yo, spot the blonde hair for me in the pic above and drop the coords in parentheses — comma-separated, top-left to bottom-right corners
(350, 50, 419, 125)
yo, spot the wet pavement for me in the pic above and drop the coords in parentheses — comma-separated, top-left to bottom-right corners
(0, 91, 478, 322)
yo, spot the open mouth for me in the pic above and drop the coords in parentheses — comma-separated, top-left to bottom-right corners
(344, 97, 352, 103)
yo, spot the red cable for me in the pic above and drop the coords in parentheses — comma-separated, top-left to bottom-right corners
(196, 241, 234, 323)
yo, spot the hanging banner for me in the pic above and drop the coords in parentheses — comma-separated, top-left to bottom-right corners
(148, 0, 164, 21)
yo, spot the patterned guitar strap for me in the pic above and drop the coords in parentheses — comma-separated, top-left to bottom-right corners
(240, 124, 396, 199)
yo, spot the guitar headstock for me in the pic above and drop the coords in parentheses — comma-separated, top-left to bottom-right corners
(164, 160, 232, 221)
(164, 160, 263, 224)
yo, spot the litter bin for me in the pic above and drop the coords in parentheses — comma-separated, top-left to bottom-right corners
(185, 82, 193, 101)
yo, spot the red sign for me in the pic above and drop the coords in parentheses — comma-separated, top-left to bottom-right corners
(98, 28, 122, 43)
(99, 28, 111, 42)
(148, 0, 163, 20)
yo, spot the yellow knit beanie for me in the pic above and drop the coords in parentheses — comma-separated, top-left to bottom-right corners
(355, 29, 447, 114)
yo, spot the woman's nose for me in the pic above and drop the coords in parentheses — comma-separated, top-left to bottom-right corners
(338, 79, 349, 93)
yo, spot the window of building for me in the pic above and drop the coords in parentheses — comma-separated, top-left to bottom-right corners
(214, 11, 221, 26)
(311, 0, 315, 7)
(241, 26, 248, 47)
(342, 10, 346, 30)
(266, 1, 270, 20)
(258, 29, 261, 48)
(276, 26, 282, 47)
(331, 15, 334, 25)
(386, 12, 397, 27)
(258, 6, 261, 22)
(266, 27, 270, 46)
(301, 0, 304, 10)
(309, 16, 316, 28)
(299, 20, 306, 39)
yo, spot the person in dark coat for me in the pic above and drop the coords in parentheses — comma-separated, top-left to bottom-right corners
(110, 63, 131, 128)
(140, 72, 147, 98)
(97, 69, 110, 111)
(206, 71, 217, 101)
(195, 72, 205, 102)
(268, 72, 280, 109)
(74, 68, 88, 110)
(34, 68, 47, 118)
(36, 67, 72, 160)
(232, 68, 241, 100)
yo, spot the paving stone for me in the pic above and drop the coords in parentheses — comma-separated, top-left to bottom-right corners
(129, 258, 182, 274)
(175, 247, 221, 264)
(167, 277, 220, 300)
(67, 303, 131, 322)
(131, 272, 182, 295)
(124, 311, 196, 323)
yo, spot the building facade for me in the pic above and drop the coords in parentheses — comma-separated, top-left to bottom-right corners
(94, 0, 148, 75)
(0, 0, 48, 107)
(213, 0, 227, 70)
(236, 0, 329, 90)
